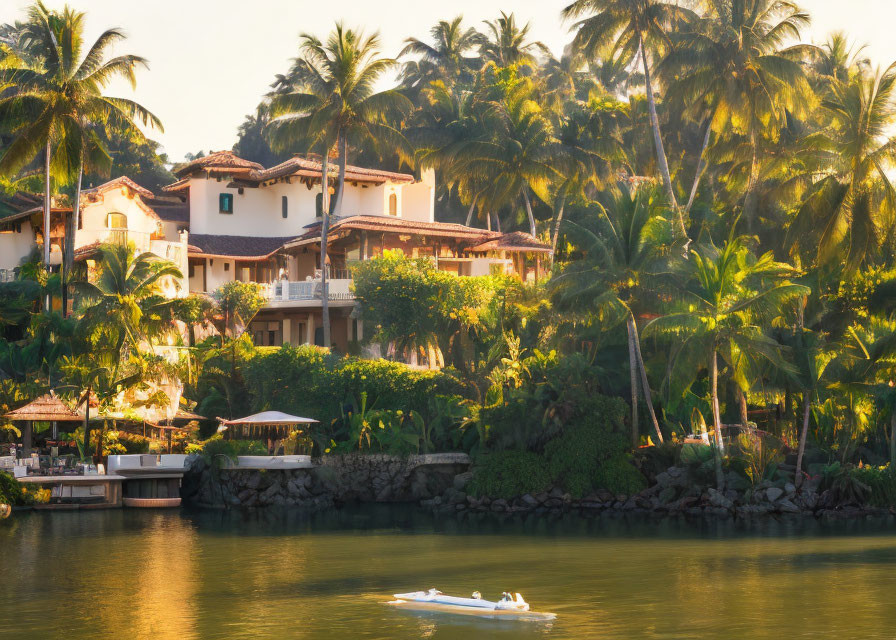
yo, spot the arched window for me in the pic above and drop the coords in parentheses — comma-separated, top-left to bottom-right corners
(388, 193, 397, 216)
(107, 213, 127, 228)
(107, 212, 128, 245)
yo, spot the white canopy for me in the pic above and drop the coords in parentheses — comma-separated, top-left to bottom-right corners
(217, 411, 318, 426)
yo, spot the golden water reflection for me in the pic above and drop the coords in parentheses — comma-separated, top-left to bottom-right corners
(2, 507, 896, 639)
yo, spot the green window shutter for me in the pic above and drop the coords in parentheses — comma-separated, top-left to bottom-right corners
(219, 193, 233, 214)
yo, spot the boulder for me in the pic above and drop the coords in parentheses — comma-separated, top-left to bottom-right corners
(520, 494, 539, 507)
(453, 472, 473, 491)
(777, 498, 801, 514)
(766, 487, 784, 503)
(708, 487, 733, 510)
(245, 473, 261, 490)
(785, 482, 797, 497)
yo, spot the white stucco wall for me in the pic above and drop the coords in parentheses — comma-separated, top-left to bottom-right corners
(0, 221, 37, 271)
(187, 174, 434, 235)
(76, 187, 162, 251)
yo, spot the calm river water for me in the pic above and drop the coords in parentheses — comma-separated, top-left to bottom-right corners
(2, 506, 896, 639)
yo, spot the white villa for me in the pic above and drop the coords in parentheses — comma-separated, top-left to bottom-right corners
(0, 151, 552, 352)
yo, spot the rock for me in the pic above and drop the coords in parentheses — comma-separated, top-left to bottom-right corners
(658, 487, 677, 505)
(766, 487, 784, 503)
(708, 488, 733, 510)
(246, 473, 261, 490)
(259, 483, 280, 503)
(667, 466, 683, 478)
(453, 472, 473, 491)
(777, 498, 800, 514)
(520, 494, 539, 507)
(785, 482, 797, 497)
(549, 487, 564, 499)
(237, 489, 255, 502)
(656, 472, 672, 487)
(491, 499, 508, 512)
(596, 490, 615, 502)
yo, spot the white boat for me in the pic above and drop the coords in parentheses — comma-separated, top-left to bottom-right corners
(388, 588, 556, 620)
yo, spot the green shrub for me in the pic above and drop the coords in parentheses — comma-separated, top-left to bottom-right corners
(542, 395, 630, 497)
(194, 435, 267, 464)
(241, 345, 466, 432)
(851, 464, 896, 507)
(0, 472, 49, 506)
(594, 455, 647, 496)
(468, 451, 551, 499)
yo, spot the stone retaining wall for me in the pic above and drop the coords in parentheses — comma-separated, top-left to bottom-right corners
(182, 453, 471, 509)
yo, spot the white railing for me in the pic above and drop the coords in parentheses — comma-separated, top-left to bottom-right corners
(266, 278, 354, 303)
(0, 269, 16, 283)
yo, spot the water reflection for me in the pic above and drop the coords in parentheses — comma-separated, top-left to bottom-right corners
(2, 506, 896, 639)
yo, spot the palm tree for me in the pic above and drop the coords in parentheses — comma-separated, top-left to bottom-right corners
(788, 63, 896, 272)
(563, 0, 692, 240)
(0, 2, 161, 302)
(552, 183, 672, 445)
(455, 78, 568, 236)
(480, 12, 548, 71)
(399, 17, 481, 91)
(663, 0, 814, 231)
(269, 23, 412, 349)
(645, 232, 808, 487)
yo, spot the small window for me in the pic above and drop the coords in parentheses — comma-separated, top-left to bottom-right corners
(224, 262, 230, 272)
(219, 193, 234, 214)
(388, 193, 397, 216)
(315, 193, 323, 217)
(282, 195, 288, 219)
(107, 213, 127, 228)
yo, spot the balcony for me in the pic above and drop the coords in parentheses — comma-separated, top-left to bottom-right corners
(264, 275, 354, 307)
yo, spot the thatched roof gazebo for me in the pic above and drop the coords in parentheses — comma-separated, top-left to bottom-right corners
(4, 392, 83, 458)
(217, 411, 317, 441)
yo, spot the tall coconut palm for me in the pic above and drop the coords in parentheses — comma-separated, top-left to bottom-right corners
(663, 0, 814, 231)
(455, 78, 569, 236)
(563, 0, 692, 241)
(788, 63, 896, 272)
(645, 232, 808, 487)
(269, 23, 412, 349)
(480, 12, 549, 71)
(399, 16, 481, 91)
(0, 2, 162, 314)
(0, 2, 160, 302)
(551, 183, 673, 445)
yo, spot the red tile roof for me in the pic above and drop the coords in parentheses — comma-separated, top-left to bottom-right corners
(248, 155, 415, 185)
(187, 234, 293, 260)
(83, 176, 154, 200)
(469, 231, 552, 253)
(173, 151, 264, 178)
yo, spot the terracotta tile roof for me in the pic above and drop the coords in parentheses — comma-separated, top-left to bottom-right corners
(238, 154, 415, 186)
(83, 176, 154, 200)
(5, 391, 83, 422)
(469, 231, 553, 253)
(161, 178, 190, 192)
(285, 215, 499, 249)
(187, 234, 293, 260)
(173, 151, 264, 178)
(145, 196, 190, 224)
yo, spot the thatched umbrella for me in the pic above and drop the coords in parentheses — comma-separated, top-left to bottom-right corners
(4, 392, 83, 458)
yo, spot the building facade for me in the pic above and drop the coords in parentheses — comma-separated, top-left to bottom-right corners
(0, 151, 552, 352)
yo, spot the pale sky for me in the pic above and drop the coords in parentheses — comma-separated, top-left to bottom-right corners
(1, 0, 892, 162)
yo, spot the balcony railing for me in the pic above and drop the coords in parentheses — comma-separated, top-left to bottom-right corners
(266, 277, 354, 303)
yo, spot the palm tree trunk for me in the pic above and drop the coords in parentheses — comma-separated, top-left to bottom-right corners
(494, 213, 501, 233)
(890, 410, 896, 468)
(43, 142, 52, 311)
(487, 213, 492, 231)
(739, 388, 749, 429)
(627, 319, 640, 448)
(795, 394, 812, 487)
(640, 38, 686, 240)
(521, 186, 536, 236)
(550, 195, 566, 256)
(685, 114, 713, 214)
(743, 128, 760, 233)
(63, 165, 83, 318)
(465, 196, 477, 227)
(332, 130, 347, 216)
(629, 314, 663, 444)
(82, 387, 90, 463)
(711, 348, 726, 489)
(320, 146, 331, 349)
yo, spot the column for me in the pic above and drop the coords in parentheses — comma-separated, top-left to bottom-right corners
(305, 313, 315, 345)
(282, 317, 292, 346)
